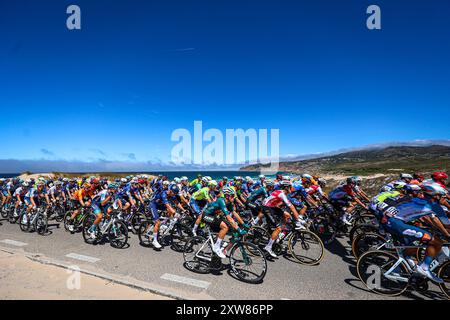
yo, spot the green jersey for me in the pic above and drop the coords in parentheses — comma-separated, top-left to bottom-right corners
(203, 197, 231, 216)
(192, 187, 210, 201)
(247, 187, 268, 202)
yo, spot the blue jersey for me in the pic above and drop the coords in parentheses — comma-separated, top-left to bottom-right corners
(387, 197, 449, 224)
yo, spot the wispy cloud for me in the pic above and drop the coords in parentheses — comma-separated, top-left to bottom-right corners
(41, 149, 55, 156)
(172, 47, 195, 52)
(89, 148, 106, 156)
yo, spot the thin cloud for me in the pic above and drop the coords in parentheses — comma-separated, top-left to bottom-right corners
(89, 148, 106, 156)
(173, 48, 195, 52)
(41, 149, 55, 156)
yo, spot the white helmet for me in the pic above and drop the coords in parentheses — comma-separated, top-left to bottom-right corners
(422, 183, 447, 196)
(259, 175, 266, 179)
(173, 177, 181, 184)
(400, 173, 413, 180)
(181, 176, 188, 182)
(120, 178, 127, 183)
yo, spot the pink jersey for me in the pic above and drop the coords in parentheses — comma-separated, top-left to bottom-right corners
(263, 190, 291, 208)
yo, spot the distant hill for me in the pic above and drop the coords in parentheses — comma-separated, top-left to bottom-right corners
(241, 145, 450, 176)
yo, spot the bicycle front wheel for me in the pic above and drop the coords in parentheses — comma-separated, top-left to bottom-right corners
(34, 213, 48, 235)
(229, 241, 267, 284)
(288, 230, 324, 265)
(438, 260, 450, 300)
(357, 250, 409, 296)
(109, 220, 128, 249)
(183, 236, 211, 274)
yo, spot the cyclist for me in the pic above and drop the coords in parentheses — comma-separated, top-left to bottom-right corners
(329, 177, 368, 225)
(198, 186, 248, 258)
(380, 183, 450, 283)
(86, 183, 118, 239)
(191, 180, 218, 235)
(262, 180, 307, 258)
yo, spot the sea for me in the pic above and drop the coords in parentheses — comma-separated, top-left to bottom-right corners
(0, 171, 289, 180)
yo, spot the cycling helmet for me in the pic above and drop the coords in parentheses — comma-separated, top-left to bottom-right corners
(317, 178, 327, 187)
(301, 174, 312, 179)
(392, 181, 407, 190)
(346, 177, 357, 185)
(222, 186, 236, 196)
(413, 173, 425, 182)
(162, 180, 170, 187)
(422, 183, 447, 197)
(208, 180, 218, 187)
(108, 183, 118, 189)
(120, 178, 127, 183)
(265, 180, 275, 187)
(22, 182, 30, 187)
(400, 173, 413, 180)
(282, 175, 291, 181)
(246, 178, 254, 184)
(432, 172, 448, 181)
(181, 176, 188, 182)
(222, 176, 229, 181)
(173, 177, 181, 184)
(280, 180, 292, 188)
(83, 183, 91, 189)
(55, 181, 63, 186)
(292, 181, 303, 191)
(405, 184, 422, 192)
(202, 176, 211, 183)
(259, 175, 266, 179)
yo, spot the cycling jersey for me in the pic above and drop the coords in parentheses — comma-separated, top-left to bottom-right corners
(203, 197, 231, 217)
(385, 197, 449, 224)
(192, 187, 210, 201)
(247, 187, 268, 202)
(329, 185, 355, 200)
(263, 190, 291, 208)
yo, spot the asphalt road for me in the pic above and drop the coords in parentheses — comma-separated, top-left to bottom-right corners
(0, 217, 445, 300)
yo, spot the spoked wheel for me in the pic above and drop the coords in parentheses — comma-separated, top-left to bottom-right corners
(438, 260, 450, 300)
(243, 226, 270, 250)
(352, 232, 387, 259)
(34, 213, 48, 235)
(54, 206, 65, 223)
(169, 223, 193, 252)
(353, 214, 376, 226)
(288, 230, 324, 265)
(1, 206, 9, 219)
(312, 217, 337, 245)
(138, 220, 154, 247)
(349, 222, 379, 244)
(357, 250, 409, 296)
(183, 236, 211, 274)
(229, 241, 267, 284)
(109, 220, 128, 249)
(131, 213, 146, 234)
(82, 215, 98, 244)
(63, 211, 75, 232)
(19, 212, 32, 232)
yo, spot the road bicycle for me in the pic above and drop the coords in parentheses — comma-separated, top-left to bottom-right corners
(357, 241, 450, 299)
(82, 211, 128, 248)
(183, 225, 267, 284)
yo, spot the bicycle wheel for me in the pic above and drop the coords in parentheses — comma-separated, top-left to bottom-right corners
(55, 206, 65, 223)
(130, 212, 146, 234)
(349, 222, 379, 244)
(63, 211, 74, 232)
(1, 205, 8, 218)
(312, 216, 337, 245)
(170, 223, 193, 252)
(19, 212, 32, 232)
(183, 236, 211, 274)
(438, 260, 450, 300)
(243, 226, 270, 249)
(109, 220, 128, 249)
(82, 214, 97, 244)
(353, 214, 376, 226)
(229, 241, 267, 284)
(357, 250, 409, 296)
(351, 232, 387, 259)
(138, 219, 154, 247)
(34, 213, 48, 235)
(288, 230, 324, 265)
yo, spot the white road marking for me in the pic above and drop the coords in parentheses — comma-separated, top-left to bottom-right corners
(0, 239, 28, 247)
(65, 253, 100, 263)
(281, 298, 291, 300)
(160, 273, 211, 289)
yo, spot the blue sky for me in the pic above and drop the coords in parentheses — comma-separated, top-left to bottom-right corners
(1, 0, 450, 169)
